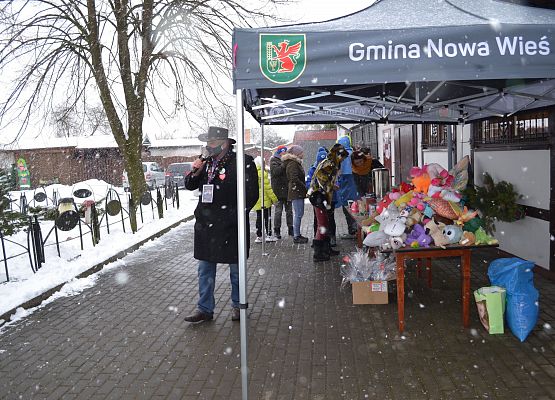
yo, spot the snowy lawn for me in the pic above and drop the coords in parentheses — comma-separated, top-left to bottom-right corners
(0, 179, 198, 320)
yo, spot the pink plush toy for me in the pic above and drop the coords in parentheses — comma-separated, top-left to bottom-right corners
(408, 192, 426, 211)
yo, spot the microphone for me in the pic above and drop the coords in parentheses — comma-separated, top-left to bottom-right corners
(191, 150, 209, 174)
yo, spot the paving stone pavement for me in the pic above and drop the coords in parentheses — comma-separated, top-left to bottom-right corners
(1, 205, 555, 400)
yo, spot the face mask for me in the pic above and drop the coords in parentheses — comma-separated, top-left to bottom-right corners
(206, 144, 223, 156)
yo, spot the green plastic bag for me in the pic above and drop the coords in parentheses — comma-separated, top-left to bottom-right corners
(474, 286, 506, 334)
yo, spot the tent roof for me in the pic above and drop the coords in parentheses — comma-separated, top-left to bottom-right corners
(232, 0, 555, 124)
(263, 0, 555, 32)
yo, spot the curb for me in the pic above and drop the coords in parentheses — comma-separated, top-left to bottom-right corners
(0, 215, 195, 324)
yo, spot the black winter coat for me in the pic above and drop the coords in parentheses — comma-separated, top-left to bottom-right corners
(269, 155, 288, 200)
(185, 150, 258, 264)
(282, 153, 307, 201)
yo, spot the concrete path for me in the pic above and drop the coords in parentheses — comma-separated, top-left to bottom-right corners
(1, 206, 554, 399)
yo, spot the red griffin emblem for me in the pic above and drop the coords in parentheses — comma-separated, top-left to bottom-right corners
(272, 40, 302, 73)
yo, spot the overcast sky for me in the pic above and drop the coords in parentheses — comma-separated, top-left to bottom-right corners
(248, 0, 376, 141)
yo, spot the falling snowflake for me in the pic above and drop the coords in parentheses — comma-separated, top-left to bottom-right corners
(419, 303, 425, 309)
(168, 306, 178, 313)
(488, 18, 501, 32)
(224, 347, 232, 355)
(470, 328, 479, 337)
(258, 268, 266, 276)
(115, 271, 129, 285)
(278, 298, 285, 308)
(543, 323, 552, 331)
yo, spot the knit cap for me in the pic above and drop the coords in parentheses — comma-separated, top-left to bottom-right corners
(287, 145, 304, 157)
(274, 145, 287, 157)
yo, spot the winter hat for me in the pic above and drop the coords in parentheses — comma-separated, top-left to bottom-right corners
(287, 145, 303, 157)
(274, 145, 287, 157)
(313, 146, 328, 167)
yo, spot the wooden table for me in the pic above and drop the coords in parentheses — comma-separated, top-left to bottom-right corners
(382, 244, 498, 333)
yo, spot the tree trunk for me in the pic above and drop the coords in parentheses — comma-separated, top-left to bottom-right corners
(122, 132, 146, 233)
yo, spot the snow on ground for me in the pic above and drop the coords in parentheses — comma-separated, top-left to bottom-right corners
(0, 179, 198, 321)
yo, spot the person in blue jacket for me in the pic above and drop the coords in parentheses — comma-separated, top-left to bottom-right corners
(335, 135, 360, 238)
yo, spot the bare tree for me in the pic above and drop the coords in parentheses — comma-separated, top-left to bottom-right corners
(249, 125, 287, 148)
(86, 105, 111, 136)
(51, 105, 80, 138)
(0, 0, 289, 231)
(51, 104, 110, 137)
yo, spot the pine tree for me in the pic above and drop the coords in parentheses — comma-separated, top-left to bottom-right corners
(0, 167, 27, 236)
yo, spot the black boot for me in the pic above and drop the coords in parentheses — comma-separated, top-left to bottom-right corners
(313, 239, 330, 262)
(324, 237, 340, 256)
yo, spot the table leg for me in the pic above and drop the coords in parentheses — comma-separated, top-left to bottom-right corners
(397, 254, 405, 333)
(462, 250, 471, 328)
(356, 226, 362, 248)
(426, 258, 432, 288)
(416, 258, 422, 279)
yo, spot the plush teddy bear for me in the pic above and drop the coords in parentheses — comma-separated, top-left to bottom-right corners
(459, 231, 476, 246)
(425, 219, 450, 247)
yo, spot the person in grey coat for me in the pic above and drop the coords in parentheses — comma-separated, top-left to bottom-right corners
(269, 145, 293, 239)
(282, 145, 308, 244)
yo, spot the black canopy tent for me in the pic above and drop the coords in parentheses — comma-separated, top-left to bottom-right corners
(233, 0, 555, 125)
(231, 1, 555, 398)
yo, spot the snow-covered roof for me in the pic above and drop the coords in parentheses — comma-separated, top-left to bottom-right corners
(0, 135, 203, 151)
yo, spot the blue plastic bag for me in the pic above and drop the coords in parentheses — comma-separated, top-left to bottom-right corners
(488, 258, 539, 342)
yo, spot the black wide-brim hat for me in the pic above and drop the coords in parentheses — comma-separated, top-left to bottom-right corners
(198, 126, 236, 143)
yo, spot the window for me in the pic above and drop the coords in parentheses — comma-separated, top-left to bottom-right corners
(473, 110, 550, 145)
(422, 124, 454, 148)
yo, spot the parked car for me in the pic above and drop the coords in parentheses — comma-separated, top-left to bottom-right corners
(122, 161, 166, 190)
(165, 162, 193, 188)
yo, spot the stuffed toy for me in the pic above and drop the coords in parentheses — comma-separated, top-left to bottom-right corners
(455, 206, 479, 226)
(463, 217, 483, 233)
(425, 219, 450, 247)
(429, 198, 461, 220)
(443, 225, 463, 244)
(406, 224, 432, 248)
(375, 204, 400, 230)
(394, 190, 414, 208)
(408, 191, 427, 211)
(474, 227, 499, 245)
(459, 231, 476, 246)
(388, 235, 406, 250)
(448, 156, 470, 192)
(399, 181, 414, 194)
(376, 191, 398, 214)
(384, 216, 407, 237)
(410, 166, 431, 194)
(405, 210, 423, 227)
(363, 230, 389, 248)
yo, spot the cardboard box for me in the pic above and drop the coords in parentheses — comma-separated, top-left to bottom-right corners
(351, 280, 389, 304)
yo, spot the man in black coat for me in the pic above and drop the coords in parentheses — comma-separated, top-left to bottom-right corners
(269, 145, 293, 239)
(184, 126, 258, 323)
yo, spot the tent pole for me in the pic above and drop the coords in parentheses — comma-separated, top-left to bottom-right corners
(261, 124, 266, 254)
(235, 88, 249, 400)
(447, 125, 453, 170)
